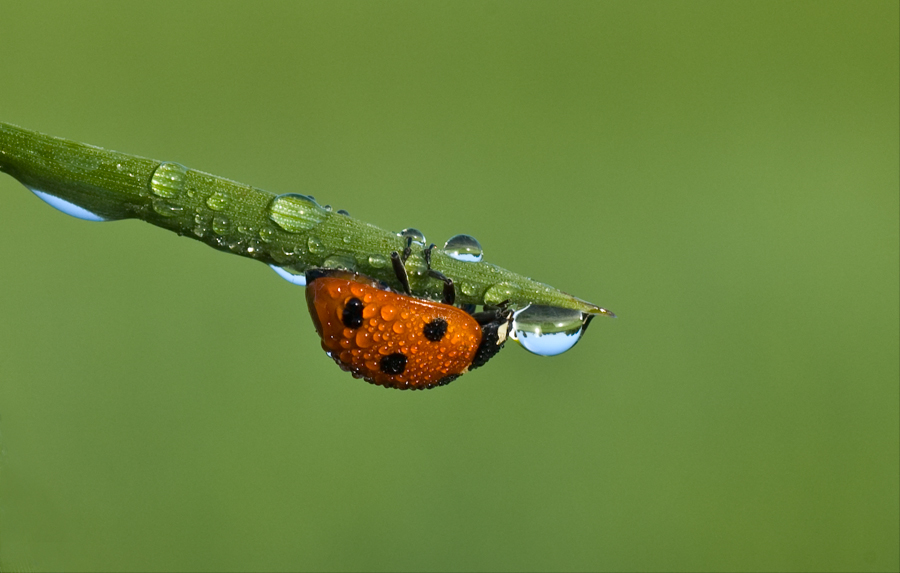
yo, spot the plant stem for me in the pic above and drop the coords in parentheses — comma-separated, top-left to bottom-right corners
(0, 121, 609, 315)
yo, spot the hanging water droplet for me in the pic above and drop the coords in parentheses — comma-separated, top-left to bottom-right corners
(307, 235, 324, 254)
(483, 282, 519, 306)
(368, 254, 388, 268)
(398, 228, 426, 245)
(511, 305, 593, 356)
(206, 192, 229, 211)
(443, 234, 483, 262)
(269, 264, 307, 286)
(323, 254, 356, 270)
(149, 162, 188, 199)
(267, 193, 327, 233)
(28, 187, 108, 222)
(212, 215, 230, 235)
(151, 198, 182, 217)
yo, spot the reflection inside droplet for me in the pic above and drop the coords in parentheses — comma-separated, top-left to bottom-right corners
(443, 234, 483, 262)
(28, 187, 108, 222)
(269, 264, 307, 286)
(511, 304, 593, 356)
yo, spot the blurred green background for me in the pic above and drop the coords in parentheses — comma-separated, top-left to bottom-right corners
(1, 1, 897, 571)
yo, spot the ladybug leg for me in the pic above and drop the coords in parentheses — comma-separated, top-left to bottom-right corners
(424, 243, 456, 306)
(400, 236, 413, 263)
(390, 250, 412, 295)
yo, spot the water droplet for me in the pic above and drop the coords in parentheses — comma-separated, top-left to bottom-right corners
(322, 254, 356, 270)
(342, 236, 351, 244)
(212, 215, 230, 235)
(149, 162, 188, 199)
(307, 235, 324, 254)
(269, 264, 307, 286)
(511, 305, 592, 356)
(28, 187, 108, 222)
(483, 282, 519, 306)
(337, 209, 350, 216)
(206, 192, 229, 211)
(258, 226, 276, 242)
(443, 234, 483, 262)
(267, 193, 327, 233)
(459, 282, 478, 296)
(368, 254, 388, 268)
(152, 198, 182, 217)
(398, 228, 426, 245)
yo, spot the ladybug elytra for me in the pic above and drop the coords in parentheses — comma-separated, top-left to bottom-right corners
(305, 242, 513, 390)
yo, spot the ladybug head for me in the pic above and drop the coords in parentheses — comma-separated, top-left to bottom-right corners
(469, 306, 515, 370)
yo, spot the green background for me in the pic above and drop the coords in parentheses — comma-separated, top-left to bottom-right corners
(1, 1, 897, 571)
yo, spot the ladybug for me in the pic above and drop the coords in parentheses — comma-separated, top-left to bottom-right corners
(305, 243, 514, 390)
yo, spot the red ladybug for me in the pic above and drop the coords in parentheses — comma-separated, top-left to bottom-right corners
(305, 244, 513, 390)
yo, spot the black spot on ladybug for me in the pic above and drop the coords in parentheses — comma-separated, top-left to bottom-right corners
(342, 297, 364, 328)
(422, 318, 448, 342)
(380, 352, 407, 375)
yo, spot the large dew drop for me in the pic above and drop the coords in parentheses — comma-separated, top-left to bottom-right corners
(267, 193, 327, 233)
(29, 187, 108, 222)
(269, 264, 307, 286)
(511, 304, 593, 356)
(443, 234, 483, 262)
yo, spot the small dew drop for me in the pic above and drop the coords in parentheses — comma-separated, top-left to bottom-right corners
(152, 198, 182, 218)
(483, 282, 518, 306)
(337, 209, 350, 216)
(149, 162, 188, 199)
(368, 254, 388, 268)
(212, 215, 230, 235)
(206, 192, 229, 211)
(459, 282, 478, 296)
(258, 226, 276, 242)
(267, 193, 327, 233)
(322, 254, 356, 270)
(443, 234, 483, 262)
(398, 228, 426, 245)
(307, 236, 324, 254)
